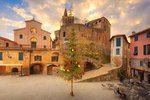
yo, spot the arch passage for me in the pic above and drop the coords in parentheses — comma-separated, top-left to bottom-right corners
(47, 64, 57, 75)
(12, 68, 18, 72)
(30, 64, 43, 74)
(84, 62, 96, 71)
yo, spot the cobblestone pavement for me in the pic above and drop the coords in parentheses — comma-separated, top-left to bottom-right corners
(0, 75, 120, 100)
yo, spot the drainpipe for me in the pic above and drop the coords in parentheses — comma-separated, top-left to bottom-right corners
(29, 50, 32, 74)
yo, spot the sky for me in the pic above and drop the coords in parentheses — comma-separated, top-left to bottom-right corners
(0, 0, 150, 41)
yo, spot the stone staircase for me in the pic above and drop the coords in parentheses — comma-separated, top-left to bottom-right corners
(76, 63, 122, 82)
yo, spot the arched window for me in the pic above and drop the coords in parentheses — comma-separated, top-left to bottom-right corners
(63, 32, 66, 37)
(6, 43, 9, 47)
(30, 38, 37, 48)
(20, 34, 23, 39)
(43, 36, 46, 40)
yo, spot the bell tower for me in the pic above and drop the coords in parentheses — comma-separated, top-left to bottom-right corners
(62, 8, 74, 26)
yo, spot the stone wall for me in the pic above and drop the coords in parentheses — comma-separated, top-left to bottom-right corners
(80, 67, 122, 82)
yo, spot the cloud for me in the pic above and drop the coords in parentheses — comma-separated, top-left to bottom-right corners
(0, 0, 150, 41)
(0, 17, 24, 27)
(12, 6, 33, 19)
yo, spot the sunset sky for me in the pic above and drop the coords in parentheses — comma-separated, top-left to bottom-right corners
(0, 0, 150, 41)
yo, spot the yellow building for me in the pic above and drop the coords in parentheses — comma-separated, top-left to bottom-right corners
(0, 19, 60, 75)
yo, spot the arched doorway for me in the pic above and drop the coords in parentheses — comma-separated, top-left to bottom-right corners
(47, 64, 57, 75)
(30, 63, 43, 74)
(12, 68, 18, 72)
(84, 62, 96, 71)
(30, 37, 37, 48)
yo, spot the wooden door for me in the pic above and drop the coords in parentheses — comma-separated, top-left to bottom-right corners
(0, 66, 6, 73)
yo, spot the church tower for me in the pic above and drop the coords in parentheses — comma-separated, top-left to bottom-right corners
(62, 8, 74, 26)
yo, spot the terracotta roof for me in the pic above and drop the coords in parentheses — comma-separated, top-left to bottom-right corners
(87, 18, 101, 24)
(129, 27, 150, 37)
(0, 36, 18, 45)
(110, 34, 129, 43)
(13, 27, 25, 31)
(25, 19, 42, 24)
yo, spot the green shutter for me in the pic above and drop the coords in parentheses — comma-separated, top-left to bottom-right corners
(51, 57, 53, 61)
(147, 32, 150, 38)
(0, 52, 2, 60)
(144, 45, 147, 55)
(140, 61, 143, 66)
(34, 56, 36, 61)
(40, 56, 42, 61)
(19, 52, 23, 60)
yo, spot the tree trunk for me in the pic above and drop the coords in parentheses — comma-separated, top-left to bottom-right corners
(70, 79, 74, 96)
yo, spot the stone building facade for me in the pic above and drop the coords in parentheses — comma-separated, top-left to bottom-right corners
(110, 34, 130, 76)
(0, 19, 60, 75)
(129, 28, 150, 83)
(14, 18, 51, 48)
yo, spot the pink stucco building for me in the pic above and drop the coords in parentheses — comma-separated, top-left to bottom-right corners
(14, 18, 51, 48)
(130, 28, 150, 83)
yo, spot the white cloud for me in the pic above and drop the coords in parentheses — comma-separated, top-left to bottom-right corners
(12, 6, 33, 19)
(0, 17, 24, 28)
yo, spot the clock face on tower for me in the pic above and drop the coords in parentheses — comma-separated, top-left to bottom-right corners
(30, 28, 37, 33)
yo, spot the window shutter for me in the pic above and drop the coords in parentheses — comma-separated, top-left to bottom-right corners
(116, 38, 121, 46)
(140, 61, 143, 66)
(0, 52, 2, 60)
(34, 56, 36, 61)
(40, 56, 42, 61)
(19, 53, 23, 60)
(144, 45, 147, 55)
(56, 56, 58, 61)
(51, 57, 53, 61)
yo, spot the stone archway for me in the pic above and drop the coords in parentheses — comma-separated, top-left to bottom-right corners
(84, 62, 96, 71)
(47, 64, 57, 75)
(12, 68, 18, 72)
(30, 63, 43, 74)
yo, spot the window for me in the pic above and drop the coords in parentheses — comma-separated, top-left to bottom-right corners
(43, 36, 46, 40)
(30, 28, 37, 33)
(51, 56, 58, 62)
(134, 46, 138, 55)
(116, 38, 121, 47)
(134, 36, 138, 41)
(143, 45, 147, 55)
(34, 56, 42, 61)
(140, 61, 143, 66)
(147, 32, 150, 38)
(147, 44, 150, 55)
(148, 62, 150, 68)
(19, 52, 23, 60)
(6, 43, 9, 47)
(0, 52, 2, 60)
(116, 48, 120, 55)
(63, 32, 66, 37)
(44, 45, 46, 48)
(20, 34, 23, 39)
